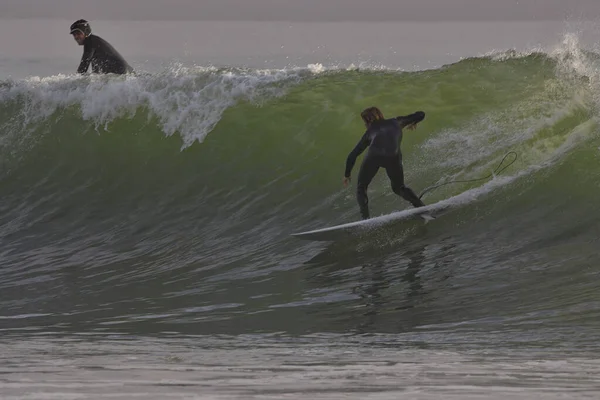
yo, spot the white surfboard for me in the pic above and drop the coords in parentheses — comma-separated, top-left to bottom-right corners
(291, 201, 453, 242)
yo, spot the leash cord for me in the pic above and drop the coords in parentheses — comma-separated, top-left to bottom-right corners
(418, 151, 518, 200)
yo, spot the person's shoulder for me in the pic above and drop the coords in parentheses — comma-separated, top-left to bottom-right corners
(88, 34, 109, 44)
(84, 34, 98, 44)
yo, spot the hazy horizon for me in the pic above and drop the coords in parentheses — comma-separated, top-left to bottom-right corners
(0, 0, 599, 22)
(2, 1, 600, 80)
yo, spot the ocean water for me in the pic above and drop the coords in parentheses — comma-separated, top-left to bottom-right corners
(1, 19, 600, 399)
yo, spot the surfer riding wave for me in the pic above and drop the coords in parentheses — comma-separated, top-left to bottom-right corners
(344, 106, 426, 220)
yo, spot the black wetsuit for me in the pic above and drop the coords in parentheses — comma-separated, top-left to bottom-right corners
(77, 35, 133, 75)
(344, 112, 426, 219)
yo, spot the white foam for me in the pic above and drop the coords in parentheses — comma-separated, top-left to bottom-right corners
(421, 92, 591, 171)
(0, 65, 327, 149)
(418, 31, 599, 190)
(423, 116, 596, 208)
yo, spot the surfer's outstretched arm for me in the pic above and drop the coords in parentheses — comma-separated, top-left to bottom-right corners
(396, 111, 425, 129)
(344, 133, 369, 179)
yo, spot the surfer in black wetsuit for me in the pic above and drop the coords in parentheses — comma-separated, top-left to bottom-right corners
(343, 107, 426, 220)
(70, 19, 133, 75)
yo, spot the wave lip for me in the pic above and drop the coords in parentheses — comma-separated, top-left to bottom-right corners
(0, 64, 328, 149)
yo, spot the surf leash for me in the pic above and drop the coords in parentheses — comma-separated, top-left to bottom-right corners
(418, 151, 518, 200)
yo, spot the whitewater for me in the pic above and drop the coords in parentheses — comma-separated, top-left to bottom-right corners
(1, 20, 600, 399)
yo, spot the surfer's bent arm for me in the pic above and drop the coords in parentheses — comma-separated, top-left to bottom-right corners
(396, 111, 425, 129)
(344, 133, 369, 178)
(77, 45, 95, 74)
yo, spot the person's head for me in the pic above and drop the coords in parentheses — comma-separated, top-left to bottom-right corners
(70, 19, 91, 45)
(360, 107, 384, 128)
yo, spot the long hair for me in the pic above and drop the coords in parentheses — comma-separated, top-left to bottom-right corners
(360, 107, 384, 128)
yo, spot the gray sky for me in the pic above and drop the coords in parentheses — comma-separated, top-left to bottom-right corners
(1, 0, 599, 21)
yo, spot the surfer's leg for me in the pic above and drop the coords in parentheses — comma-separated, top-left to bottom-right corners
(385, 157, 425, 208)
(356, 157, 380, 219)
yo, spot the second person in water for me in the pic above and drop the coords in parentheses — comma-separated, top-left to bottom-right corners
(70, 19, 133, 75)
(344, 106, 426, 220)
